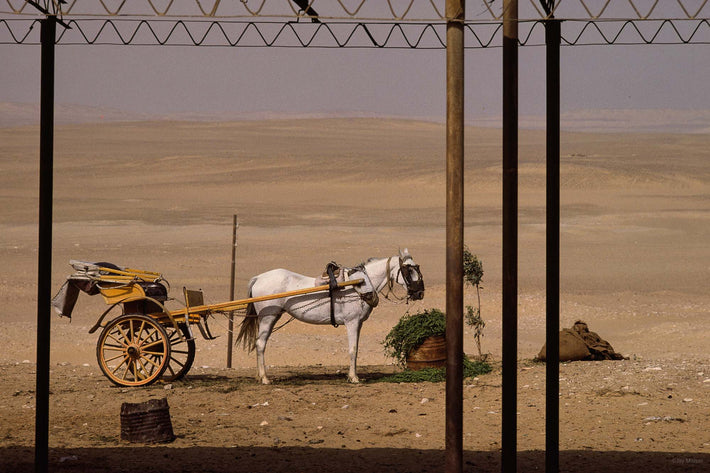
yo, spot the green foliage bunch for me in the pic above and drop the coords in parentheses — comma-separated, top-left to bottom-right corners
(382, 308, 446, 367)
(376, 356, 492, 383)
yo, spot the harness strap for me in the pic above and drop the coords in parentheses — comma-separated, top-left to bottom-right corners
(382, 256, 405, 302)
(326, 261, 339, 327)
(386, 257, 395, 292)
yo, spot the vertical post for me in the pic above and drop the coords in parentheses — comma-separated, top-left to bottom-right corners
(35, 14, 56, 473)
(445, 1, 465, 473)
(545, 18, 561, 473)
(226, 214, 238, 368)
(502, 1, 518, 472)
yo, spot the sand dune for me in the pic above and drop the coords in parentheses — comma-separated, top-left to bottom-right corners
(4, 101, 710, 133)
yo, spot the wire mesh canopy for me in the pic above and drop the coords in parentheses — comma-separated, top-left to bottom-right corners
(0, 16, 707, 46)
(2, 1, 709, 47)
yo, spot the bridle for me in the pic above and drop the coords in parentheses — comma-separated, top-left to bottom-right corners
(383, 256, 424, 302)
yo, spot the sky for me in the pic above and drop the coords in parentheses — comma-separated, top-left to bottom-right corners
(1, 3, 708, 123)
(2, 42, 707, 119)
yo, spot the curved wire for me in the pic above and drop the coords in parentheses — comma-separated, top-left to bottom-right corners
(1, 17, 708, 47)
(1, 0, 709, 20)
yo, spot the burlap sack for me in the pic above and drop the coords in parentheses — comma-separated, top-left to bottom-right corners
(536, 320, 625, 362)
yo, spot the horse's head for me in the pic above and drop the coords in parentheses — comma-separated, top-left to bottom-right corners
(397, 248, 424, 301)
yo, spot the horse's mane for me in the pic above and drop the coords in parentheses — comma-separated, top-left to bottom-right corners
(363, 256, 386, 265)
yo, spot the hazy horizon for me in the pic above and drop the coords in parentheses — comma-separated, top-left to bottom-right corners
(2, 0, 708, 132)
(2, 40, 708, 126)
(3, 101, 710, 135)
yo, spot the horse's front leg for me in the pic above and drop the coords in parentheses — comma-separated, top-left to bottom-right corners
(255, 313, 281, 385)
(344, 320, 363, 383)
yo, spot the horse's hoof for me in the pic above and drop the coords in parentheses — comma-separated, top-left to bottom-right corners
(261, 377, 271, 385)
(348, 377, 360, 384)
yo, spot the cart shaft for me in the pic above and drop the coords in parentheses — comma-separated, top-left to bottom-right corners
(168, 278, 364, 317)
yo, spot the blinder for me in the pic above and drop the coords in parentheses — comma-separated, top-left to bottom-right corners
(398, 257, 424, 300)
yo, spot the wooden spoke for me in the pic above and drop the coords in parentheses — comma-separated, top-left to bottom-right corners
(103, 352, 126, 363)
(141, 339, 167, 351)
(161, 324, 195, 383)
(137, 319, 147, 341)
(102, 344, 126, 352)
(107, 332, 127, 347)
(137, 359, 149, 380)
(111, 355, 130, 376)
(141, 355, 163, 370)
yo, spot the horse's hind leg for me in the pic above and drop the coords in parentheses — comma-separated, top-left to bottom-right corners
(255, 312, 281, 385)
(345, 320, 363, 383)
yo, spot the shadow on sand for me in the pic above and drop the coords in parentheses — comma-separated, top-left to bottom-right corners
(182, 364, 400, 387)
(3, 446, 707, 473)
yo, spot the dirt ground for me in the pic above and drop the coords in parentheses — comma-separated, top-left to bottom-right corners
(0, 118, 708, 472)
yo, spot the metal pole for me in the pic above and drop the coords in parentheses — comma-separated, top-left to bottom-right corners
(545, 18, 561, 473)
(35, 14, 56, 473)
(445, 1, 465, 472)
(226, 214, 238, 368)
(502, 1, 519, 472)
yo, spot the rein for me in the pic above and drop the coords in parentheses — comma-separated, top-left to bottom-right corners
(211, 309, 296, 335)
(381, 256, 409, 303)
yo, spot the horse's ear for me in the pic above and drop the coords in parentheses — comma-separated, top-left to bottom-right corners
(400, 248, 409, 257)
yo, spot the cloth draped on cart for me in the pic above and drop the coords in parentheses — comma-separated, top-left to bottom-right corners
(52, 261, 120, 318)
(51, 260, 167, 318)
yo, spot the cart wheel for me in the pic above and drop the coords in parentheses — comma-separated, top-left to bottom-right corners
(162, 324, 196, 382)
(96, 314, 171, 387)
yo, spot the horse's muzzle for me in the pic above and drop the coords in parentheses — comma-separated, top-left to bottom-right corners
(407, 280, 425, 301)
(410, 289, 425, 301)
(403, 264, 424, 301)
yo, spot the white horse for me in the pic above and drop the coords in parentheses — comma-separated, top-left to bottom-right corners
(236, 249, 424, 384)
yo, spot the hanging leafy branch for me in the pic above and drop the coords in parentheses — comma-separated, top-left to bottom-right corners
(463, 246, 485, 358)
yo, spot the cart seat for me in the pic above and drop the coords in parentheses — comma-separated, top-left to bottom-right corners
(183, 288, 217, 340)
(183, 288, 204, 308)
(138, 281, 168, 302)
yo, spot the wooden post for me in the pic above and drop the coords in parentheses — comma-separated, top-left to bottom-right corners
(35, 14, 56, 473)
(226, 214, 238, 368)
(545, 17, 561, 473)
(502, 1, 519, 472)
(445, 1, 465, 472)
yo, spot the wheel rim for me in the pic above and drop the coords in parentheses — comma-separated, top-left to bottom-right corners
(97, 314, 170, 387)
(162, 324, 196, 382)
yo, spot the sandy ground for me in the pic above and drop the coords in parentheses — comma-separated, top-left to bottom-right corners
(0, 118, 708, 472)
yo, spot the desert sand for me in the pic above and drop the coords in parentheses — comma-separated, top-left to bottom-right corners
(0, 118, 708, 472)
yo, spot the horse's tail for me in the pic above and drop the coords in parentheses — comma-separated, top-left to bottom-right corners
(235, 277, 259, 353)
